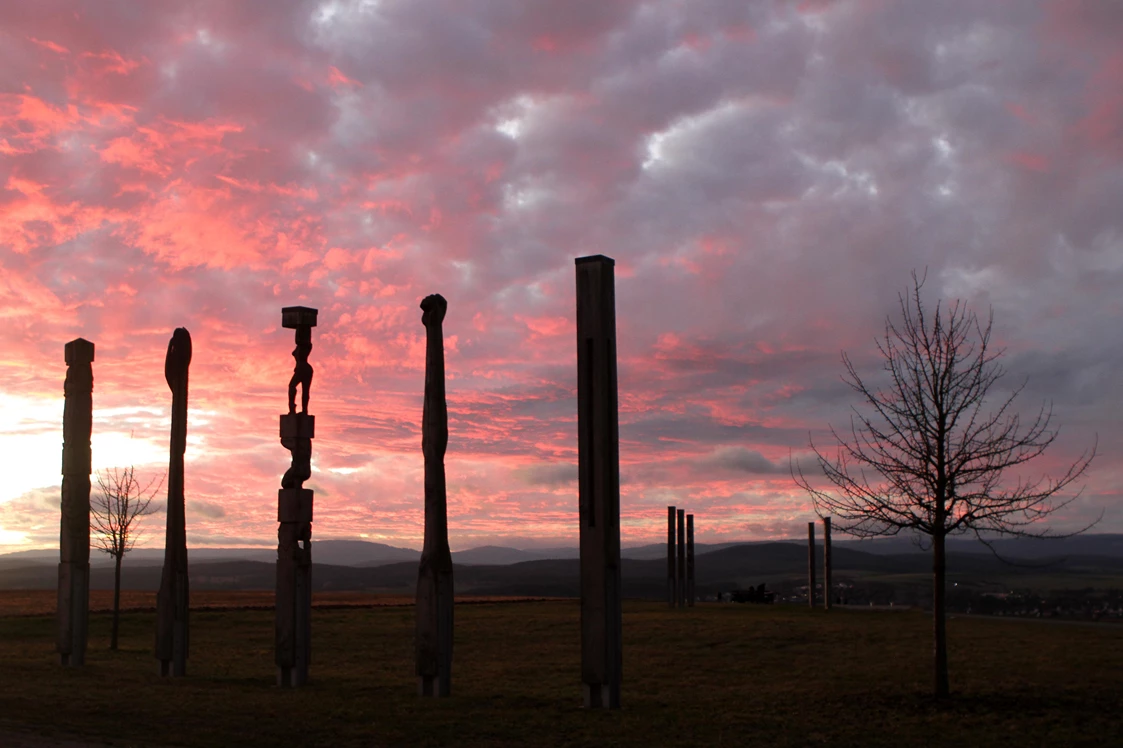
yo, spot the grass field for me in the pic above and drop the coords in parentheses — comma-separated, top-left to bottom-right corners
(2, 594, 1122, 747)
(0, 590, 556, 617)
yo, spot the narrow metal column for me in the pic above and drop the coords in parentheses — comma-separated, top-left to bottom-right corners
(666, 506, 676, 608)
(686, 514, 695, 607)
(676, 509, 685, 608)
(823, 516, 833, 611)
(807, 521, 816, 609)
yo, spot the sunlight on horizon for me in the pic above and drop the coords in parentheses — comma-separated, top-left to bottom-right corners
(0, 527, 29, 546)
(0, 393, 168, 506)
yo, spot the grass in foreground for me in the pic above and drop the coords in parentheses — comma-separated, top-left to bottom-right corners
(2, 599, 1122, 747)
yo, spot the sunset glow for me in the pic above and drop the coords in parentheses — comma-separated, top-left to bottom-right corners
(1, 0, 1119, 551)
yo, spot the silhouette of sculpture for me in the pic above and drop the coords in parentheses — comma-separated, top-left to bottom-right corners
(575, 255, 622, 709)
(277, 306, 317, 687)
(288, 328, 313, 415)
(281, 437, 312, 489)
(58, 338, 94, 667)
(157, 327, 191, 677)
(416, 293, 454, 697)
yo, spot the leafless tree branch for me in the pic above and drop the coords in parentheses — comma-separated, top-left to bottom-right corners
(791, 270, 1097, 698)
(92, 466, 162, 558)
(91, 466, 164, 649)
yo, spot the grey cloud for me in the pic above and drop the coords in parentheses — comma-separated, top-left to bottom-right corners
(2, 0, 1120, 544)
(513, 462, 578, 486)
(699, 446, 787, 475)
(190, 500, 227, 520)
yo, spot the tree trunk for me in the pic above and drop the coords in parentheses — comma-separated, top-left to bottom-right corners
(111, 553, 122, 651)
(932, 531, 949, 698)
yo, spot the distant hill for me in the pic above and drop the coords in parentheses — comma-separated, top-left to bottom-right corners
(0, 540, 754, 569)
(6, 540, 1123, 599)
(618, 542, 750, 560)
(309, 540, 418, 565)
(833, 534, 1123, 558)
(449, 546, 548, 565)
(7, 534, 1123, 572)
(0, 540, 419, 570)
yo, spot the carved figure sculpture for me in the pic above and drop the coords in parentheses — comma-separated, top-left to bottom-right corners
(288, 328, 313, 415)
(416, 293, 454, 697)
(277, 306, 317, 687)
(58, 338, 94, 667)
(157, 327, 191, 676)
(281, 436, 312, 489)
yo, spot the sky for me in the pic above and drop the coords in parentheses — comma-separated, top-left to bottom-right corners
(1, 0, 1120, 552)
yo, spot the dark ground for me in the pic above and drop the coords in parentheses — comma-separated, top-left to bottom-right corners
(2, 595, 1122, 747)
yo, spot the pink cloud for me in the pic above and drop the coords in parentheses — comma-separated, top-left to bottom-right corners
(0, 0, 1117, 552)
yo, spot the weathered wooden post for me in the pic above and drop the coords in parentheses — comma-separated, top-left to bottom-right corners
(686, 514, 695, 607)
(58, 338, 94, 667)
(575, 255, 622, 709)
(807, 521, 816, 609)
(823, 516, 832, 611)
(277, 306, 317, 687)
(666, 506, 676, 608)
(157, 328, 191, 677)
(416, 294, 453, 697)
(676, 508, 685, 608)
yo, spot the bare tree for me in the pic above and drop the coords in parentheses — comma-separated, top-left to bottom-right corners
(793, 272, 1095, 699)
(92, 466, 164, 650)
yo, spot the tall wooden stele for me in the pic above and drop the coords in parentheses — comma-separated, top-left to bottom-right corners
(157, 328, 191, 677)
(807, 521, 816, 609)
(686, 514, 695, 607)
(58, 338, 94, 667)
(277, 306, 317, 687)
(575, 255, 622, 709)
(676, 509, 686, 608)
(416, 294, 453, 697)
(666, 506, 676, 608)
(823, 516, 833, 611)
